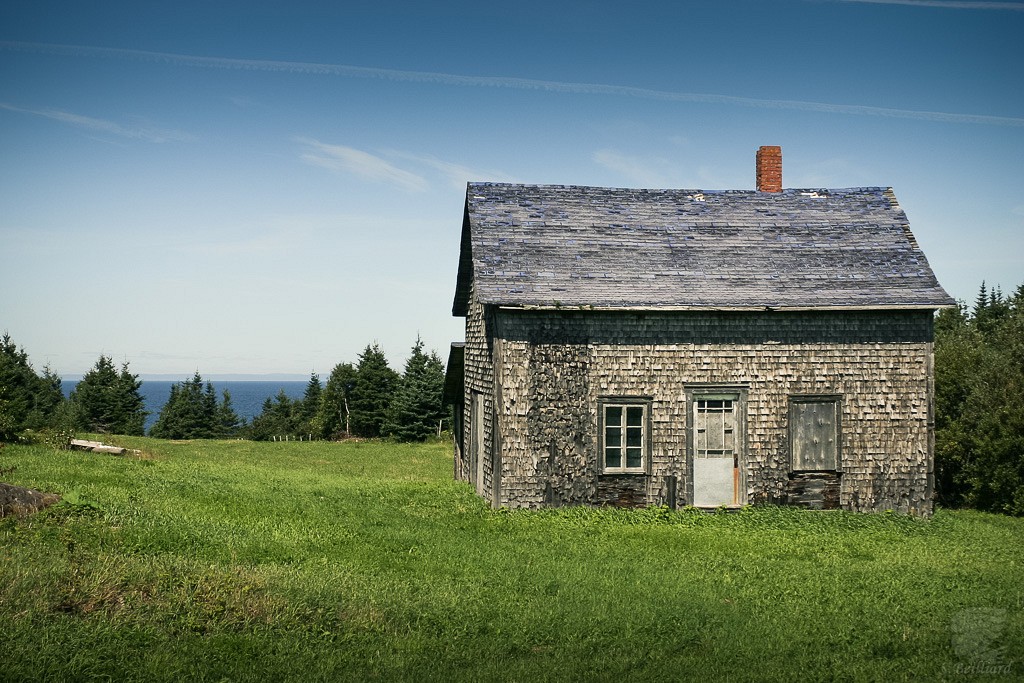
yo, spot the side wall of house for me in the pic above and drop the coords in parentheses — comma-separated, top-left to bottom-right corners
(458, 282, 497, 504)
(492, 310, 935, 515)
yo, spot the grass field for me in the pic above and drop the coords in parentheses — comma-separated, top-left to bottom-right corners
(1, 437, 1021, 682)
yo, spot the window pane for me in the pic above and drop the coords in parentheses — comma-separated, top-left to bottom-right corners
(605, 427, 621, 447)
(626, 447, 642, 468)
(626, 406, 643, 427)
(605, 447, 621, 468)
(707, 412, 724, 450)
(626, 426, 643, 447)
(605, 406, 622, 425)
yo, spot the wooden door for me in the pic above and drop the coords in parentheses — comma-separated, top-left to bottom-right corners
(692, 396, 741, 506)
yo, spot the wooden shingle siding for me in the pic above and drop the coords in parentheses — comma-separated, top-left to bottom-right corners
(459, 282, 496, 501)
(492, 309, 934, 515)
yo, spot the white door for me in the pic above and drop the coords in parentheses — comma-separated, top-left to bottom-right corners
(693, 396, 740, 506)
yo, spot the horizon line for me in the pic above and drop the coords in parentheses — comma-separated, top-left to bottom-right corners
(62, 372, 313, 382)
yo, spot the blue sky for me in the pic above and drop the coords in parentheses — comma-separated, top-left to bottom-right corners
(1, 0, 1022, 377)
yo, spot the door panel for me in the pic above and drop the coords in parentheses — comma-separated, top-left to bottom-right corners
(693, 457, 735, 506)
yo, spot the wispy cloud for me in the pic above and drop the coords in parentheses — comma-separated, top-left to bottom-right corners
(3, 41, 1023, 128)
(388, 151, 518, 189)
(830, 0, 1024, 9)
(0, 101, 193, 142)
(593, 150, 691, 188)
(296, 138, 428, 191)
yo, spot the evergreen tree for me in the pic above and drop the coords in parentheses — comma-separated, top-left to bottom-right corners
(973, 280, 988, 318)
(316, 362, 357, 438)
(935, 281, 1024, 515)
(71, 355, 146, 435)
(115, 362, 147, 436)
(0, 334, 65, 440)
(37, 366, 65, 424)
(383, 337, 446, 441)
(295, 372, 322, 436)
(248, 390, 296, 441)
(71, 355, 119, 433)
(151, 384, 180, 437)
(216, 389, 242, 438)
(348, 343, 399, 438)
(150, 372, 221, 439)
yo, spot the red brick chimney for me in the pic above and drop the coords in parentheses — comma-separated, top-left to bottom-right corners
(756, 145, 782, 193)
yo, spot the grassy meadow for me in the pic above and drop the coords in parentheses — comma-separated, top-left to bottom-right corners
(1, 438, 1021, 682)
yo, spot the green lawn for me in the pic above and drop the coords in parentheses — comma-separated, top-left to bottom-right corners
(1, 437, 1021, 682)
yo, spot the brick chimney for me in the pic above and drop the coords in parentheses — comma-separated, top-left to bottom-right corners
(756, 145, 782, 193)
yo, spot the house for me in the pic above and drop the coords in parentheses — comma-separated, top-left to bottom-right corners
(443, 146, 955, 515)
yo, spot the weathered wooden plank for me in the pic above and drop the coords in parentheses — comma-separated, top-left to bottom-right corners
(70, 439, 126, 455)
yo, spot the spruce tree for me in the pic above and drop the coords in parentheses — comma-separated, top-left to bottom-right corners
(0, 334, 65, 440)
(37, 366, 65, 424)
(115, 362, 147, 436)
(217, 389, 242, 438)
(295, 372, 322, 436)
(70, 355, 119, 433)
(71, 355, 146, 435)
(973, 281, 988, 317)
(317, 362, 357, 438)
(150, 372, 222, 439)
(248, 390, 296, 440)
(348, 343, 399, 438)
(384, 337, 446, 441)
(151, 385, 181, 438)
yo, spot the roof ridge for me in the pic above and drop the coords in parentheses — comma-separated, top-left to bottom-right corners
(467, 181, 891, 194)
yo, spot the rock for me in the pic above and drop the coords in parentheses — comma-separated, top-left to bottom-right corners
(0, 482, 61, 518)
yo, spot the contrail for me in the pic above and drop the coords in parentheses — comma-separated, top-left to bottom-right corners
(831, 0, 1024, 9)
(3, 40, 1023, 127)
(0, 101, 193, 142)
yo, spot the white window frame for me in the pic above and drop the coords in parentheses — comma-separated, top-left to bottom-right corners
(694, 396, 738, 460)
(599, 398, 650, 474)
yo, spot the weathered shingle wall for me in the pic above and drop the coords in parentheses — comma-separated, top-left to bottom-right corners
(491, 309, 934, 515)
(459, 282, 496, 502)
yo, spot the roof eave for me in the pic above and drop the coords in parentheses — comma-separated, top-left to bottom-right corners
(496, 303, 956, 312)
(451, 197, 473, 317)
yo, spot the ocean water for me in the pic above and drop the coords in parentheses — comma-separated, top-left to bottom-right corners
(62, 380, 309, 433)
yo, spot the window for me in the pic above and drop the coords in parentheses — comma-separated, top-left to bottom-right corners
(600, 400, 649, 473)
(695, 398, 736, 459)
(789, 396, 840, 471)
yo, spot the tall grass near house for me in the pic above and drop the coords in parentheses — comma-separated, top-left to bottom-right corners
(1, 438, 1022, 681)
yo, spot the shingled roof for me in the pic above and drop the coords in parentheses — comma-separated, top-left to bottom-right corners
(452, 182, 954, 315)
